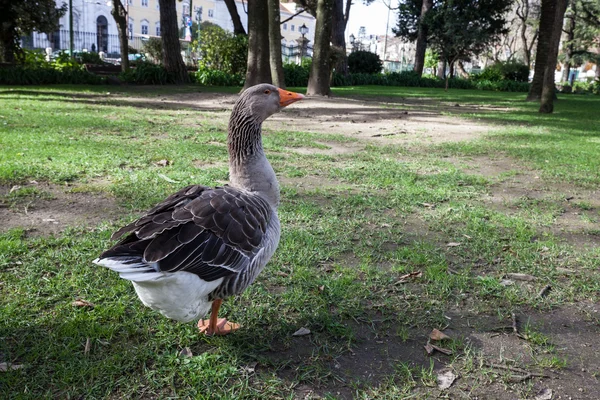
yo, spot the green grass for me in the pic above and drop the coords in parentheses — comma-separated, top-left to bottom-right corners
(1, 85, 599, 399)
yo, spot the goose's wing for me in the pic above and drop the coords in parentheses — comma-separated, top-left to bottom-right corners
(96, 185, 272, 282)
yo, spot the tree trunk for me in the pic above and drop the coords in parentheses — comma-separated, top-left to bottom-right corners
(111, 0, 129, 72)
(0, 22, 17, 63)
(437, 59, 446, 79)
(267, 0, 285, 88)
(528, 0, 556, 101)
(244, 0, 272, 89)
(413, 0, 432, 76)
(540, 0, 568, 113)
(307, 0, 334, 96)
(560, 0, 576, 83)
(331, 0, 348, 75)
(223, 0, 247, 36)
(159, 0, 189, 83)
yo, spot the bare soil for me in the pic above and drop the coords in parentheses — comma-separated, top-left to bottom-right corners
(4, 91, 599, 399)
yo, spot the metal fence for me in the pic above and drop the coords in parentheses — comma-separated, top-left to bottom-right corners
(21, 30, 147, 58)
(21, 30, 314, 65)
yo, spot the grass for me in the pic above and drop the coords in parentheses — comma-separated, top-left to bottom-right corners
(1, 84, 599, 399)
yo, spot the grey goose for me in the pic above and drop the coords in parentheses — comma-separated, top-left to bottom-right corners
(94, 84, 304, 335)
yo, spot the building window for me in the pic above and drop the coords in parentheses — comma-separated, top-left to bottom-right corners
(208, 9, 214, 18)
(141, 19, 149, 35)
(183, 4, 189, 15)
(128, 18, 134, 39)
(291, 24, 295, 31)
(283, 23, 287, 30)
(142, 0, 148, 7)
(155, 22, 160, 36)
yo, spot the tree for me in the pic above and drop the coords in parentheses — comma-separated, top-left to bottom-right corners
(0, 0, 67, 63)
(307, 0, 334, 95)
(223, 0, 247, 35)
(414, 0, 433, 75)
(244, 0, 272, 89)
(395, 0, 511, 83)
(268, 0, 285, 87)
(158, 0, 189, 83)
(110, 0, 129, 72)
(515, 0, 540, 66)
(560, 0, 600, 82)
(527, 0, 557, 100)
(561, 0, 577, 83)
(539, 0, 568, 113)
(394, 0, 433, 76)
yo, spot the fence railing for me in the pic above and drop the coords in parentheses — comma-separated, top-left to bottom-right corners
(21, 30, 315, 65)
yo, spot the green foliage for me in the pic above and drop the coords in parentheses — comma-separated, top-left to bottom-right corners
(347, 50, 383, 74)
(77, 52, 105, 65)
(474, 61, 530, 82)
(194, 22, 248, 75)
(142, 37, 164, 63)
(424, 49, 440, 69)
(119, 61, 174, 84)
(283, 61, 311, 87)
(194, 67, 244, 86)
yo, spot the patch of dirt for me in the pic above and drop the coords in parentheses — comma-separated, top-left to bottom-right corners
(0, 183, 122, 236)
(288, 141, 364, 156)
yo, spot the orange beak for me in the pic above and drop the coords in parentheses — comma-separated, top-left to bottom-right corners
(278, 88, 305, 107)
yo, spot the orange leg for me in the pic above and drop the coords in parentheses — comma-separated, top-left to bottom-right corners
(197, 299, 240, 336)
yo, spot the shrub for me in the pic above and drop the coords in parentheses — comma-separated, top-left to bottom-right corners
(474, 61, 529, 82)
(0, 64, 102, 85)
(119, 61, 173, 84)
(194, 67, 244, 86)
(195, 23, 248, 75)
(348, 51, 383, 74)
(142, 37, 163, 63)
(283, 60, 310, 87)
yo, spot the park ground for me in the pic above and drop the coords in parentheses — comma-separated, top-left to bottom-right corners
(0, 85, 599, 399)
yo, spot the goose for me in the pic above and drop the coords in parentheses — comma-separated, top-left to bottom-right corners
(94, 84, 304, 335)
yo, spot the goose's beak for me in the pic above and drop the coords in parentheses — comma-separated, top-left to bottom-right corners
(278, 89, 305, 107)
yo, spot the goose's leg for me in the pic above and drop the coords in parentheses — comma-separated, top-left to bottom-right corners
(197, 299, 240, 335)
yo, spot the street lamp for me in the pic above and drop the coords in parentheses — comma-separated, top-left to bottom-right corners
(299, 23, 308, 59)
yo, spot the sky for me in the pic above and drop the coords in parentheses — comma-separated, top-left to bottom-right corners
(346, 0, 396, 39)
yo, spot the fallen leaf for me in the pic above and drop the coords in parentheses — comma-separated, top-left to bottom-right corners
(499, 279, 515, 287)
(9, 185, 22, 193)
(506, 273, 536, 282)
(72, 299, 95, 308)
(179, 347, 193, 358)
(42, 218, 57, 223)
(155, 159, 170, 167)
(424, 342, 435, 355)
(318, 285, 325, 292)
(534, 388, 553, 400)
(157, 173, 179, 183)
(292, 327, 311, 337)
(0, 362, 24, 371)
(430, 344, 453, 355)
(429, 328, 451, 341)
(84, 338, 91, 355)
(421, 202, 435, 208)
(395, 271, 422, 284)
(437, 369, 457, 390)
(241, 361, 258, 374)
(446, 242, 461, 247)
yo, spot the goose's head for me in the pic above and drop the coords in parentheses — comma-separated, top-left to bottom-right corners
(236, 84, 304, 123)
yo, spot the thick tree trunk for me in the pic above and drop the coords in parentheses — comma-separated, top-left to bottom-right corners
(158, 0, 189, 83)
(528, 0, 556, 101)
(267, 0, 285, 88)
(436, 59, 446, 79)
(413, 0, 432, 76)
(307, 0, 334, 96)
(0, 22, 17, 63)
(331, 0, 348, 75)
(111, 0, 129, 72)
(519, 0, 531, 66)
(540, 0, 568, 113)
(223, 0, 247, 36)
(244, 0, 272, 89)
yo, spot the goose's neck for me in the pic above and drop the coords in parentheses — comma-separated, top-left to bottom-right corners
(227, 112, 280, 208)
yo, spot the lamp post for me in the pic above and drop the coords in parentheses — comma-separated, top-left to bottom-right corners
(299, 23, 308, 60)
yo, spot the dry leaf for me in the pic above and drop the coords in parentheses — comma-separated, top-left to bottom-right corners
(437, 369, 457, 390)
(242, 361, 258, 374)
(9, 185, 22, 193)
(499, 279, 515, 287)
(394, 271, 422, 284)
(431, 344, 453, 355)
(84, 338, 91, 355)
(72, 299, 95, 308)
(179, 347, 193, 358)
(421, 202, 435, 208)
(534, 388, 553, 400)
(155, 159, 170, 167)
(429, 328, 451, 341)
(0, 362, 24, 372)
(318, 285, 325, 292)
(446, 242, 462, 247)
(506, 273, 536, 281)
(292, 327, 311, 337)
(424, 342, 435, 355)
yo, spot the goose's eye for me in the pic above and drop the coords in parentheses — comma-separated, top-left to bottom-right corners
(264, 89, 271, 94)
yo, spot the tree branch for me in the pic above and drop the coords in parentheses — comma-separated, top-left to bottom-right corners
(281, 8, 307, 24)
